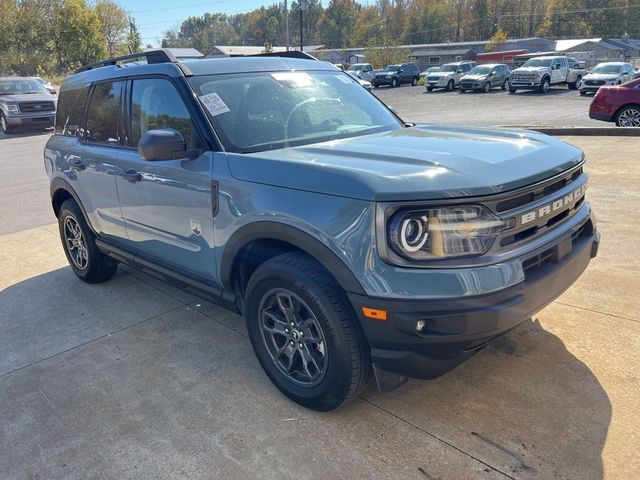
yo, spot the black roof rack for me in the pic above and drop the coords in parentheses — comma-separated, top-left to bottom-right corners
(245, 50, 318, 61)
(74, 49, 192, 75)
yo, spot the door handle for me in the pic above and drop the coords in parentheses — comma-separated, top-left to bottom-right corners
(69, 159, 85, 171)
(121, 169, 142, 183)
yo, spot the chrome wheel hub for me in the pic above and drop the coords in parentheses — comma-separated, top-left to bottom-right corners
(618, 108, 640, 127)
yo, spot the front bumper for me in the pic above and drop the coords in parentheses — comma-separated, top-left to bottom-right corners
(6, 113, 55, 128)
(349, 218, 599, 379)
(426, 78, 451, 88)
(372, 77, 393, 86)
(509, 80, 541, 89)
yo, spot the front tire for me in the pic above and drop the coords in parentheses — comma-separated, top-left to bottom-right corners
(426, 86, 433, 92)
(509, 87, 517, 94)
(446, 80, 454, 92)
(1, 113, 15, 134)
(502, 80, 509, 90)
(58, 199, 118, 283)
(615, 105, 640, 127)
(580, 90, 587, 96)
(245, 252, 371, 411)
(539, 77, 550, 94)
(412, 77, 418, 86)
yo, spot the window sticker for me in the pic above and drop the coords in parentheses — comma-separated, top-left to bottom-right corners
(199, 92, 230, 117)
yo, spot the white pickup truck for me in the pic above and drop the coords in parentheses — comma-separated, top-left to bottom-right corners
(509, 56, 585, 94)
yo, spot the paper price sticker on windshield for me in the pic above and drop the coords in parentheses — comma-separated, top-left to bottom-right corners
(199, 92, 230, 117)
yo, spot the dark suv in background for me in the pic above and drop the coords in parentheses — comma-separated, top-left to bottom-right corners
(0, 77, 56, 134)
(372, 63, 420, 88)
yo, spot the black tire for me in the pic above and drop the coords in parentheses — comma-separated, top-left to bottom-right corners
(459, 88, 466, 93)
(509, 87, 517, 94)
(58, 199, 118, 283)
(538, 77, 550, 94)
(580, 90, 587, 96)
(1, 112, 15, 134)
(446, 80, 454, 92)
(501, 80, 509, 90)
(426, 86, 433, 92)
(391, 78, 398, 88)
(412, 77, 418, 86)
(483, 82, 491, 93)
(245, 252, 371, 411)
(615, 104, 640, 127)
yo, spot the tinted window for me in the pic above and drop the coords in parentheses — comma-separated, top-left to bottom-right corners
(130, 78, 198, 148)
(85, 81, 123, 144)
(55, 87, 89, 137)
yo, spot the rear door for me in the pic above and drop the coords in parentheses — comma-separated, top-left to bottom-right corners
(65, 81, 127, 240)
(115, 76, 217, 282)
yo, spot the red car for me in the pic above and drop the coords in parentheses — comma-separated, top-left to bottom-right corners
(589, 78, 640, 127)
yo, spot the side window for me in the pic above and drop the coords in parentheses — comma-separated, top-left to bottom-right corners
(130, 78, 199, 148)
(85, 81, 123, 144)
(55, 86, 89, 137)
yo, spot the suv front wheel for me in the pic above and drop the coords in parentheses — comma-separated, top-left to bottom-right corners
(245, 252, 371, 411)
(1, 113, 15, 134)
(58, 199, 118, 283)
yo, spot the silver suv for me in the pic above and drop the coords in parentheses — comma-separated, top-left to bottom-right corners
(425, 61, 476, 91)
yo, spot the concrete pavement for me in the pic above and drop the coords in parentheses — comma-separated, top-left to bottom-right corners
(1, 137, 639, 479)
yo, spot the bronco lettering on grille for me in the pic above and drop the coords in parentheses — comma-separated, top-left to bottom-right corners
(521, 183, 588, 225)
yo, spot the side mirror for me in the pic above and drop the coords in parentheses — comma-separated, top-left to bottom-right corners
(138, 129, 189, 161)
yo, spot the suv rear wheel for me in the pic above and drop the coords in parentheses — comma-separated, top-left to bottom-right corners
(245, 252, 371, 411)
(58, 199, 118, 283)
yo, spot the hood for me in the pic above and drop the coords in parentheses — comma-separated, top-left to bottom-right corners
(583, 73, 620, 81)
(429, 72, 455, 78)
(0, 93, 55, 103)
(374, 71, 397, 77)
(513, 66, 549, 73)
(226, 125, 583, 202)
(461, 74, 488, 81)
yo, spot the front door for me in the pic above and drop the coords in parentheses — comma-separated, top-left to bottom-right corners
(116, 77, 217, 283)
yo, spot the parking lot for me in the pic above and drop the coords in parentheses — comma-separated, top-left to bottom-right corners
(1, 125, 639, 478)
(373, 84, 605, 127)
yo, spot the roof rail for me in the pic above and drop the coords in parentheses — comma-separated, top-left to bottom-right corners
(74, 49, 192, 75)
(247, 50, 318, 61)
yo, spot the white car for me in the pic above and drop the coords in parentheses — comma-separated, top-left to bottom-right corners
(425, 62, 476, 92)
(346, 71, 372, 90)
(579, 62, 636, 95)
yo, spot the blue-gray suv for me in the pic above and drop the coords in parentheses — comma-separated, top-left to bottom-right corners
(45, 50, 599, 411)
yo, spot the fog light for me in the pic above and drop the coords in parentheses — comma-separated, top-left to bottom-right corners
(416, 320, 426, 332)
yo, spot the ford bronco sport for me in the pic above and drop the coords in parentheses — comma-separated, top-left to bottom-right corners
(46, 50, 599, 411)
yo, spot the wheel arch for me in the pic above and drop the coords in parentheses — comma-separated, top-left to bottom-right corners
(613, 103, 640, 122)
(50, 177, 92, 227)
(220, 221, 367, 299)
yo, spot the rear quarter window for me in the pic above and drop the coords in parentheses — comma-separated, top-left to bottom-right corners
(55, 87, 89, 137)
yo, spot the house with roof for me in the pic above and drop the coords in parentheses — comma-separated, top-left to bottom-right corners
(556, 37, 640, 63)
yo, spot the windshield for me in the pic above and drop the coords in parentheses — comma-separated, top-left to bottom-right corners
(522, 58, 552, 68)
(383, 65, 400, 72)
(468, 66, 492, 75)
(591, 64, 622, 74)
(439, 64, 458, 72)
(347, 64, 366, 71)
(189, 71, 402, 153)
(0, 79, 47, 95)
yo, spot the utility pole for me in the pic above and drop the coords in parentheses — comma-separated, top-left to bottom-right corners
(299, 0, 308, 52)
(284, 0, 290, 51)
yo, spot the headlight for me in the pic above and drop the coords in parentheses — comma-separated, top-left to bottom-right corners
(386, 74, 393, 78)
(387, 205, 506, 260)
(4, 104, 19, 114)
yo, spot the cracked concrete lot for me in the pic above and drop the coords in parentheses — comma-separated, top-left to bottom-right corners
(1, 133, 639, 479)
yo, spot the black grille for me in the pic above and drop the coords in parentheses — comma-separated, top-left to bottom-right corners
(19, 101, 54, 113)
(496, 167, 583, 213)
(585, 80, 605, 86)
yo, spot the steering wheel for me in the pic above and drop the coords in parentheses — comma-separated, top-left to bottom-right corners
(284, 97, 343, 147)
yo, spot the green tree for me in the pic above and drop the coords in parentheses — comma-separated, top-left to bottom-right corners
(126, 18, 142, 54)
(363, 37, 410, 68)
(485, 27, 507, 51)
(95, 0, 129, 56)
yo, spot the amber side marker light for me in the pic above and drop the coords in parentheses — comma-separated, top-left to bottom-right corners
(362, 307, 388, 321)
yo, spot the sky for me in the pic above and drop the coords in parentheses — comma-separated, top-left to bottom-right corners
(128, 0, 375, 47)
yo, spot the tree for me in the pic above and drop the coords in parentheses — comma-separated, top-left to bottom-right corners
(95, 0, 130, 56)
(127, 18, 142, 53)
(485, 28, 508, 51)
(363, 37, 410, 68)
